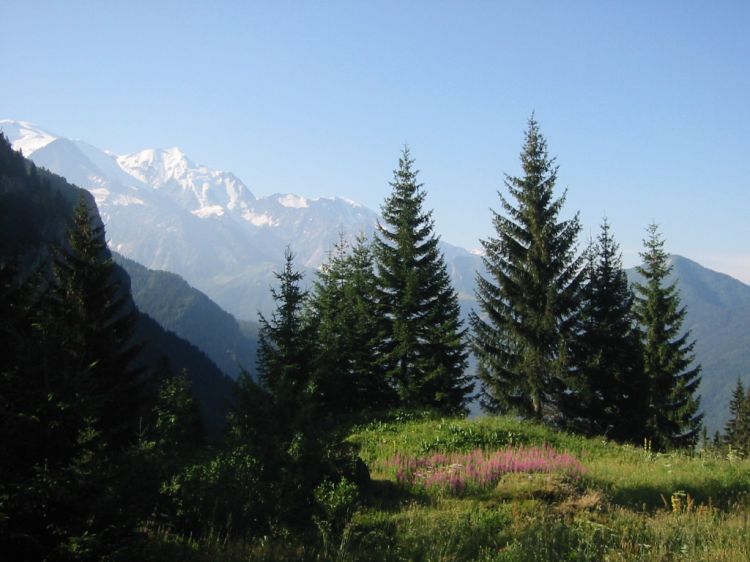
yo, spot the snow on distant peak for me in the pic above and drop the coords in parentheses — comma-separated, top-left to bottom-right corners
(278, 194, 309, 208)
(0, 119, 58, 155)
(89, 188, 111, 206)
(192, 205, 225, 218)
(469, 247, 486, 257)
(117, 147, 194, 186)
(340, 197, 363, 208)
(242, 210, 279, 227)
(113, 194, 146, 206)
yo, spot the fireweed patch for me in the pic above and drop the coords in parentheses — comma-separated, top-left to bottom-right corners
(384, 446, 586, 493)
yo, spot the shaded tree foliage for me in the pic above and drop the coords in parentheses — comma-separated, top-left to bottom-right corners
(51, 195, 144, 447)
(0, 197, 146, 560)
(310, 234, 394, 416)
(566, 219, 647, 442)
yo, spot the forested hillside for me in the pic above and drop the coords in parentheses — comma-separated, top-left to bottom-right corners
(116, 253, 258, 379)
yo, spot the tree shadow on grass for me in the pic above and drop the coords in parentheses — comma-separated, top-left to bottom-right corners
(599, 479, 750, 512)
(362, 478, 434, 512)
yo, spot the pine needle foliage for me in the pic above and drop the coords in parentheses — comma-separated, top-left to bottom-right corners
(257, 247, 315, 404)
(634, 223, 702, 450)
(310, 234, 395, 416)
(568, 219, 647, 442)
(471, 116, 583, 421)
(374, 148, 471, 415)
(723, 378, 750, 453)
(52, 195, 144, 448)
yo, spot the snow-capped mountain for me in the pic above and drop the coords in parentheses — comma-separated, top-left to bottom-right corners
(0, 120, 429, 317)
(116, 147, 256, 219)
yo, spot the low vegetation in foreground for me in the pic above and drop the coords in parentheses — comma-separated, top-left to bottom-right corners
(142, 413, 750, 561)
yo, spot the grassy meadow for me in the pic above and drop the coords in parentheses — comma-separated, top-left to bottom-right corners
(145, 413, 750, 561)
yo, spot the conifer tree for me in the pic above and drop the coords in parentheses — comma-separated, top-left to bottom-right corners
(634, 224, 702, 450)
(257, 247, 315, 405)
(0, 194, 145, 558)
(255, 250, 325, 525)
(724, 378, 750, 453)
(470, 116, 583, 421)
(310, 235, 394, 415)
(568, 220, 647, 442)
(52, 194, 143, 448)
(374, 148, 471, 414)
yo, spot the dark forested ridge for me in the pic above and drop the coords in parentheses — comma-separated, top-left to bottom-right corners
(0, 134, 234, 436)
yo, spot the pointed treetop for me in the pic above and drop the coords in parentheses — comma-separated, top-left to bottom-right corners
(520, 113, 556, 178)
(637, 223, 673, 282)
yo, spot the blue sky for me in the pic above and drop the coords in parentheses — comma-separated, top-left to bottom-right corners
(3, 1, 749, 281)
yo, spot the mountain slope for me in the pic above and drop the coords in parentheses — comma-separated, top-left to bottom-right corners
(628, 256, 750, 434)
(115, 253, 258, 379)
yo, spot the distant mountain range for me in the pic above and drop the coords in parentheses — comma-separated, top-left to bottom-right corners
(0, 120, 481, 320)
(3, 119, 748, 435)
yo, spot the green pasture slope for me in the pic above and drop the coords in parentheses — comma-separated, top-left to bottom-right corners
(148, 414, 750, 561)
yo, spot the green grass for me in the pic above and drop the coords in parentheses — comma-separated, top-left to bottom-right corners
(143, 414, 750, 561)
(343, 415, 750, 561)
(349, 415, 750, 510)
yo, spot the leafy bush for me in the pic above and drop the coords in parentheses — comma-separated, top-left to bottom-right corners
(162, 445, 270, 538)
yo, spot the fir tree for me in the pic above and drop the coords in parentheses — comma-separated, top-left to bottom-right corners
(568, 219, 647, 442)
(310, 235, 394, 416)
(256, 247, 315, 408)
(52, 194, 143, 448)
(470, 116, 583, 421)
(0, 195, 146, 559)
(724, 378, 750, 453)
(634, 223, 702, 450)
(254, 250, 323, 527)
(374, 148, 471, 414)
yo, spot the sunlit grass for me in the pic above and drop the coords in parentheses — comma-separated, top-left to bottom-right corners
(348, 415, 750, 510)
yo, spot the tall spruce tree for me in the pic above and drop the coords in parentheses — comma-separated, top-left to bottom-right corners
(724, 378, 750, 453)
(471, 116, 583, 421)
(255, 249, 324, 526)
(374, 148, 471, 414)
(257, 247, 315, 412)
(52, 195, 143, 448)
(1, 194, 146, 559)
(634, 224, 702, 450)
(310, 235, 394, 415)
(568, 219, 647, 442)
